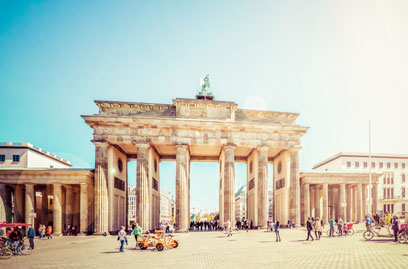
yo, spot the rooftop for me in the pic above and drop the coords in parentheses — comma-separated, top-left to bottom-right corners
(0, 142, 71, 166)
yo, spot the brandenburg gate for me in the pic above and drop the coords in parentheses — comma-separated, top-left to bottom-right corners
(82, 93, 309, 233)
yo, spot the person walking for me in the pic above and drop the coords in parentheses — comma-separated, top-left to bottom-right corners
(306, 217, 314, 241)
(27, 224, 36, 249)
(38, 224, 44, 239)
(133, 223, 142, 247)
(392, 216, 400, 242)
(338, 218, 344, 237)
(118, 226, 127, 252)
(46, 225, 53, 239)
(329, 218, 335, 237)
(314, 217, 322, 240)
(224, 220, 232, 237)
(274, 221, 281, 242)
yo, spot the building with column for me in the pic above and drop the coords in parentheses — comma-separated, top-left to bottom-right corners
(128, 185, 136, 225)
(160, 190, 174, 224)
(0, 142, 93, 235)
(313, 152, 408, 216)
(82, 94, 308, 232)
(235, 185, 246, 221)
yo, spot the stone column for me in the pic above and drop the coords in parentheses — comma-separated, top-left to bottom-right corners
(289, 149, 300, 226)
(137, 144, 150, 231)
(176, 145, 189, 232)
(356, 183, 363, 222)
(352, 186, 357, 221)
(41, 188, 49, 226)
(53, 184, 62, 236)
(25, 184, 35, 227)
(0, 184, 10, 226)
(80, 184, 88, 234)
(94, 142, 109, 234)
(314, 185, 320, 219)
(223, 146, 235, 225)
(329, 187, 334, 219)
(339, 184, 346, 221)
(372, 183, 378, 214)
(310, 187, 315, 218)
(257, 147, 268, 228)
(346, 185, 352, 222)
(15, 185, 24, 223)
(322, 183, 329, 224)
(303, 183, 310, 225)
(362, 184, 367, 217)
(65, 186, 73, 227)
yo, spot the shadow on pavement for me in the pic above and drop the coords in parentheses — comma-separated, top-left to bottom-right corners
(361, 239, 394, 243)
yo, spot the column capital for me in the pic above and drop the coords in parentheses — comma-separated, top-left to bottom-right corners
(256, 146, 269, 152)
(175, 144, 189, 149)
(92, 140, 108, 147)
(223, 144, 236, 150)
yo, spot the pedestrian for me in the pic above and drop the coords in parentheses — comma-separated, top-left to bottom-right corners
(46, 225, 53, 239)
(118, 226, 127, 252)
(274, 221, 281, 242)
(392, 216, 400, 242)
(224, 220, 232, 237)
(338, 218, 344, 237)
(27, 224, 36, 249)
(329, 218, 335, 237)
(38, 224, 44, 239)
(306, 217, 314, 241)
(288, 219, 291, 229)
(314, 217, 322, 240)
(365, 215, 372, 231)
(133, 223, 142, 247)
(321, 219, 324, 230)
(6, 227, 14, 238)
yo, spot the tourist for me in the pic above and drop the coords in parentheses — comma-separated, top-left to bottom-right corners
(274, 221, 281, 242)
(306, 217, 314, 241)
(338, 218, 344, 237)
(287, 219, 291, 229)
(27, 224, 36, 249)
(38, 224, 44, 239)
(6, 227, 14, 238)
(314, 217, 322, 240)
(365, 215, 372, 231)
(385, 212, 391, 226)
(46, 225, 53, 239)
(329, 218, 335, 237)
(118, 226, 127, 252)
(392, 216, 400, 242)
(133, 223, 142, 247)
(224, 220, 232, 237)
(320, 219, 324, 230)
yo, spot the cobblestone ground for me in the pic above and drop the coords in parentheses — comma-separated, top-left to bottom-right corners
(2, 224, 407, 268)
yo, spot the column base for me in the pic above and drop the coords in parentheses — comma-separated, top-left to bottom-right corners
(52, 232, 63, 237)
(175, 229, 189, 233)
(93, 232, 109, 236)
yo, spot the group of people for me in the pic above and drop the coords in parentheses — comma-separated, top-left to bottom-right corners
(365, 212, 402, 242)
(306, 217, 324, 240)
(3, 224, 36, 251)
(37, 224, 53, 239)
(63, 224, 78, 236)
(189, 220, 220, 231)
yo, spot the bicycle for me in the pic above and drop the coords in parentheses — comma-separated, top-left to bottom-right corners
(363, 224, 393, 241)
(8, 239, 32, 255)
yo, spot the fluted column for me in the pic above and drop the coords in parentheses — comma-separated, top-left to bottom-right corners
(15, 185, 24, 223)
(372, 183, 378, 214)
(223, 146, 235, 224)
(94, 142, 109, 234)
(303, 183, 310, 225)
(356, 183, 363, 222)
(339, 184, 346, 221)
(79, 184, 88, 234)
(346, 185, 352, 222)
(25, 184, 35, 227)
(257, 147, 268, 228)
(65, 186, 73, 227)
(310, 187, 315, 218)
(322, 183, 329, 224)
(0, 184, 9, 225)
(53, 184, 62, 236)
(352, 186, 357, 221)
(362, 184, 367, 217)
(176, 145, 190, 232)
(329, 187, 334, 219)
(137, 144, 150, 231)
(314, 185, 320, 219)
(289, 149, 300, 226)
(41, 188, 48, 226)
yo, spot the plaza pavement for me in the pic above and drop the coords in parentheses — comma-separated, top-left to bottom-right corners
(2, 224, 407, 269)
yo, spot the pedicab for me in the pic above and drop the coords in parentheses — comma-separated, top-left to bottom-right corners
(398, 223, 408, 244)
(137, 230, 179, 251)
(326, 222, 355, 236)
(363, 223, 393, 240)
(0, 222, 32, 259)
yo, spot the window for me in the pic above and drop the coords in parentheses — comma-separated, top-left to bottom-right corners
(379, 162, 383, 168)
(403, 188, 406, 198)
(0, 155, 5, 162)
(387, 177, 390, 184)
(387, 189, 390, 199)
(355, 162, 359, 168)
(371, 162, 375, 168)
(383, 177, 386, 184)
(12, 155, 20, 162)
(347, 162, 351, 168)
(403, 163, 406, 169)
(403, 174, 406, 183)
(384, 204, 386, 212)
(394, 163, 398, 169)
(383, 188, 386, 198)
(387, 204, 390, 212)
(403, 204, 406, 213)
(391, 177, 394, 184)
(363, 162, 367, 168)
(391, 188, 394, 198)
(391, 204, 394, 213)
(387, 162, 391, 168)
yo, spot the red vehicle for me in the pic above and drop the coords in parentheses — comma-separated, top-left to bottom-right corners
(398, 223, 408, 244)
(343, 222, 355, 236)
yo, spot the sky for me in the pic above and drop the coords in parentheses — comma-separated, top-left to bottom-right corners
(1, 0, 407, 213)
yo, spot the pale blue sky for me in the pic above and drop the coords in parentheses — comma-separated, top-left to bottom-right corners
(1, 1, 407, 212)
